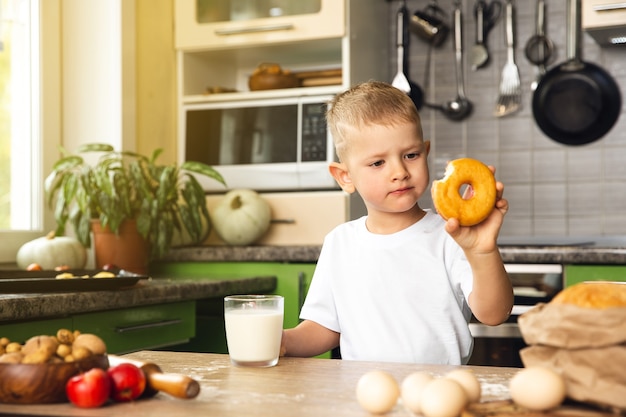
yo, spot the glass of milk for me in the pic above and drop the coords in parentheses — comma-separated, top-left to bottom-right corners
(224, 295, 284, 367)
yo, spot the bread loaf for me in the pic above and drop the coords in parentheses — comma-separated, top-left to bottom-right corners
(551, 281, 626, 309)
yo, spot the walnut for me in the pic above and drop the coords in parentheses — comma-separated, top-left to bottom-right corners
(56, 328, 75, 344)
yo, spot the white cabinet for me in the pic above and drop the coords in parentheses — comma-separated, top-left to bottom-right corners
(174, 0, 388, 102)
(582, 0, 626, 44)
(175, 0, 345, 51)
(174, 0, 389, 169)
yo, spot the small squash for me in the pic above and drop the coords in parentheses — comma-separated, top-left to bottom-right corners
(212, 189, 271, 246)
(17, 232, 87, 270)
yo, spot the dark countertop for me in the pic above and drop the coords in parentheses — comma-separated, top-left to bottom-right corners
(5, 240, 625, 323)
(0, 276, 276, 322)
(163, 245, 322, 263)
(163, 243, 626, 265)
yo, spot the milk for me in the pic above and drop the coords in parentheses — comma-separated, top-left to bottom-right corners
(225, 309, 284, 366)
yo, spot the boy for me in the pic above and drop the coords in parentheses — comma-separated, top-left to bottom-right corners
(281, 81, 513, 364)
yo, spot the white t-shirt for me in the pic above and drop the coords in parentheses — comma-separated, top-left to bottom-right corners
(300, 210, 474, 365)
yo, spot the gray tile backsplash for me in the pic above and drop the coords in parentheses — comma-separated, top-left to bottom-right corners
(389, 0, 626, 238)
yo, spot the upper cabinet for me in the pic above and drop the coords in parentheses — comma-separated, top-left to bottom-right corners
(173, 0, 389, 103)
(582, 0, 626, 45)
(175, 0, 344, 51)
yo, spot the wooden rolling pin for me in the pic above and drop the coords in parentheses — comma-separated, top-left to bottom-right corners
(108, 355, 200, 400)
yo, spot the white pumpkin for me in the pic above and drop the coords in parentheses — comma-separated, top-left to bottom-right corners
(17, 232, 88, 270)
(212, 189, 271, 246)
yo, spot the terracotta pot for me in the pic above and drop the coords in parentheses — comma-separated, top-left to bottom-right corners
(91, 220, 149, 275)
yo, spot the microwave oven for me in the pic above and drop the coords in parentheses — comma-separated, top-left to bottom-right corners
(181, 95, 338, 192)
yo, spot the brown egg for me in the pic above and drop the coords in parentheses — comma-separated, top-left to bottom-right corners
(356, 370, 400, 414)
(401, 371, 434, 413)
(420, 378, 468, 417)
(445, 369, 482, 403)
(509, 366, 566, 411)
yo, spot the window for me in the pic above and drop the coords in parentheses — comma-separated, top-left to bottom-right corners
(0, 0, 58, 263)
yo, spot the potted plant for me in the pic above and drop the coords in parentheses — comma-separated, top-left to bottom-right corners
(44, 143, 225, 272)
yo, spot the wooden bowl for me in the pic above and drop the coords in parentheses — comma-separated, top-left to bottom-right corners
(0, 355, 109, 404)
(249, 63, 300, 91)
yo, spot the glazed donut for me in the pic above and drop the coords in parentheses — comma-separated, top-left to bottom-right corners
(431, 158, 496, 226)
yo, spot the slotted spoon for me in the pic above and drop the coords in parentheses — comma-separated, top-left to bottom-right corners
(494, 0, 521, 117)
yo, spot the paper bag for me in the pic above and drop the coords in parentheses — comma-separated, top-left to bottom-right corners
(518, 303, 626, 411)
(518, 303, 626, 348)
(520, 344, 626, 410)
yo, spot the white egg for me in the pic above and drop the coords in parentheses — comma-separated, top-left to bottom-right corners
(509, 366, 566, 411)
(400, 371, 434, 413)
(356, 370, 400, 414)
(420, 378, 468, 417)
(445, 369, 482, 403)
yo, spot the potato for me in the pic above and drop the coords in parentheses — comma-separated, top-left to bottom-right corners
(0, 352, 24, 363)
(72, 333, 106, 355)
(22, 350, 53, 364)
(22, 335, 58, 357)
(56, 343, 72, 358)
(71, 346, 92, 361)
(0, 329, 107, 364)
(5, 342, 21, 353)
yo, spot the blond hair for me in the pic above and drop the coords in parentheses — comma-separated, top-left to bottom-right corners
(326, 81, 422, 161)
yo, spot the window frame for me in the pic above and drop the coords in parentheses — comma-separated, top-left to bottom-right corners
(0, 0, 59, 264)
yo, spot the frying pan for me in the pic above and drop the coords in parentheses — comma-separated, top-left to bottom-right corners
(531, 0, 621, 146)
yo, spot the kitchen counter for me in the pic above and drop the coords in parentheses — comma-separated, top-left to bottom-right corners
(0, 277, 276, 322)
(0, 351, 615, 417)
(163, 242, 626, 265)
(0, 351, 516, 416)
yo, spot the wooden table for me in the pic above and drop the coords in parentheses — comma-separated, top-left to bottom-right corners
(0, 351, 519, 416)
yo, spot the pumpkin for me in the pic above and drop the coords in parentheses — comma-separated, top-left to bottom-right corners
(212, 189, 271, 246)
(16, 232, 88, 270)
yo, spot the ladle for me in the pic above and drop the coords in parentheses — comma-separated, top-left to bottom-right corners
(441, 2, 473, 121)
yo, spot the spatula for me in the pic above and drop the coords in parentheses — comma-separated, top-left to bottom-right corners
(494, 0, 521, 117)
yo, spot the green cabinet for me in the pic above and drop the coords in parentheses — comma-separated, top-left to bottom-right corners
(564, 265, 626, 287)
(0, 301, 196, 354)
(150, 262, 320, 355)
(73, 301, 196, 354)
(150, 262, 316, 328)
(0, 317, 73, 343)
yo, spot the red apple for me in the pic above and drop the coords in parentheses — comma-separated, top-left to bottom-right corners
(107, 363, 146, 402)
(66, 367, 111, 408)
